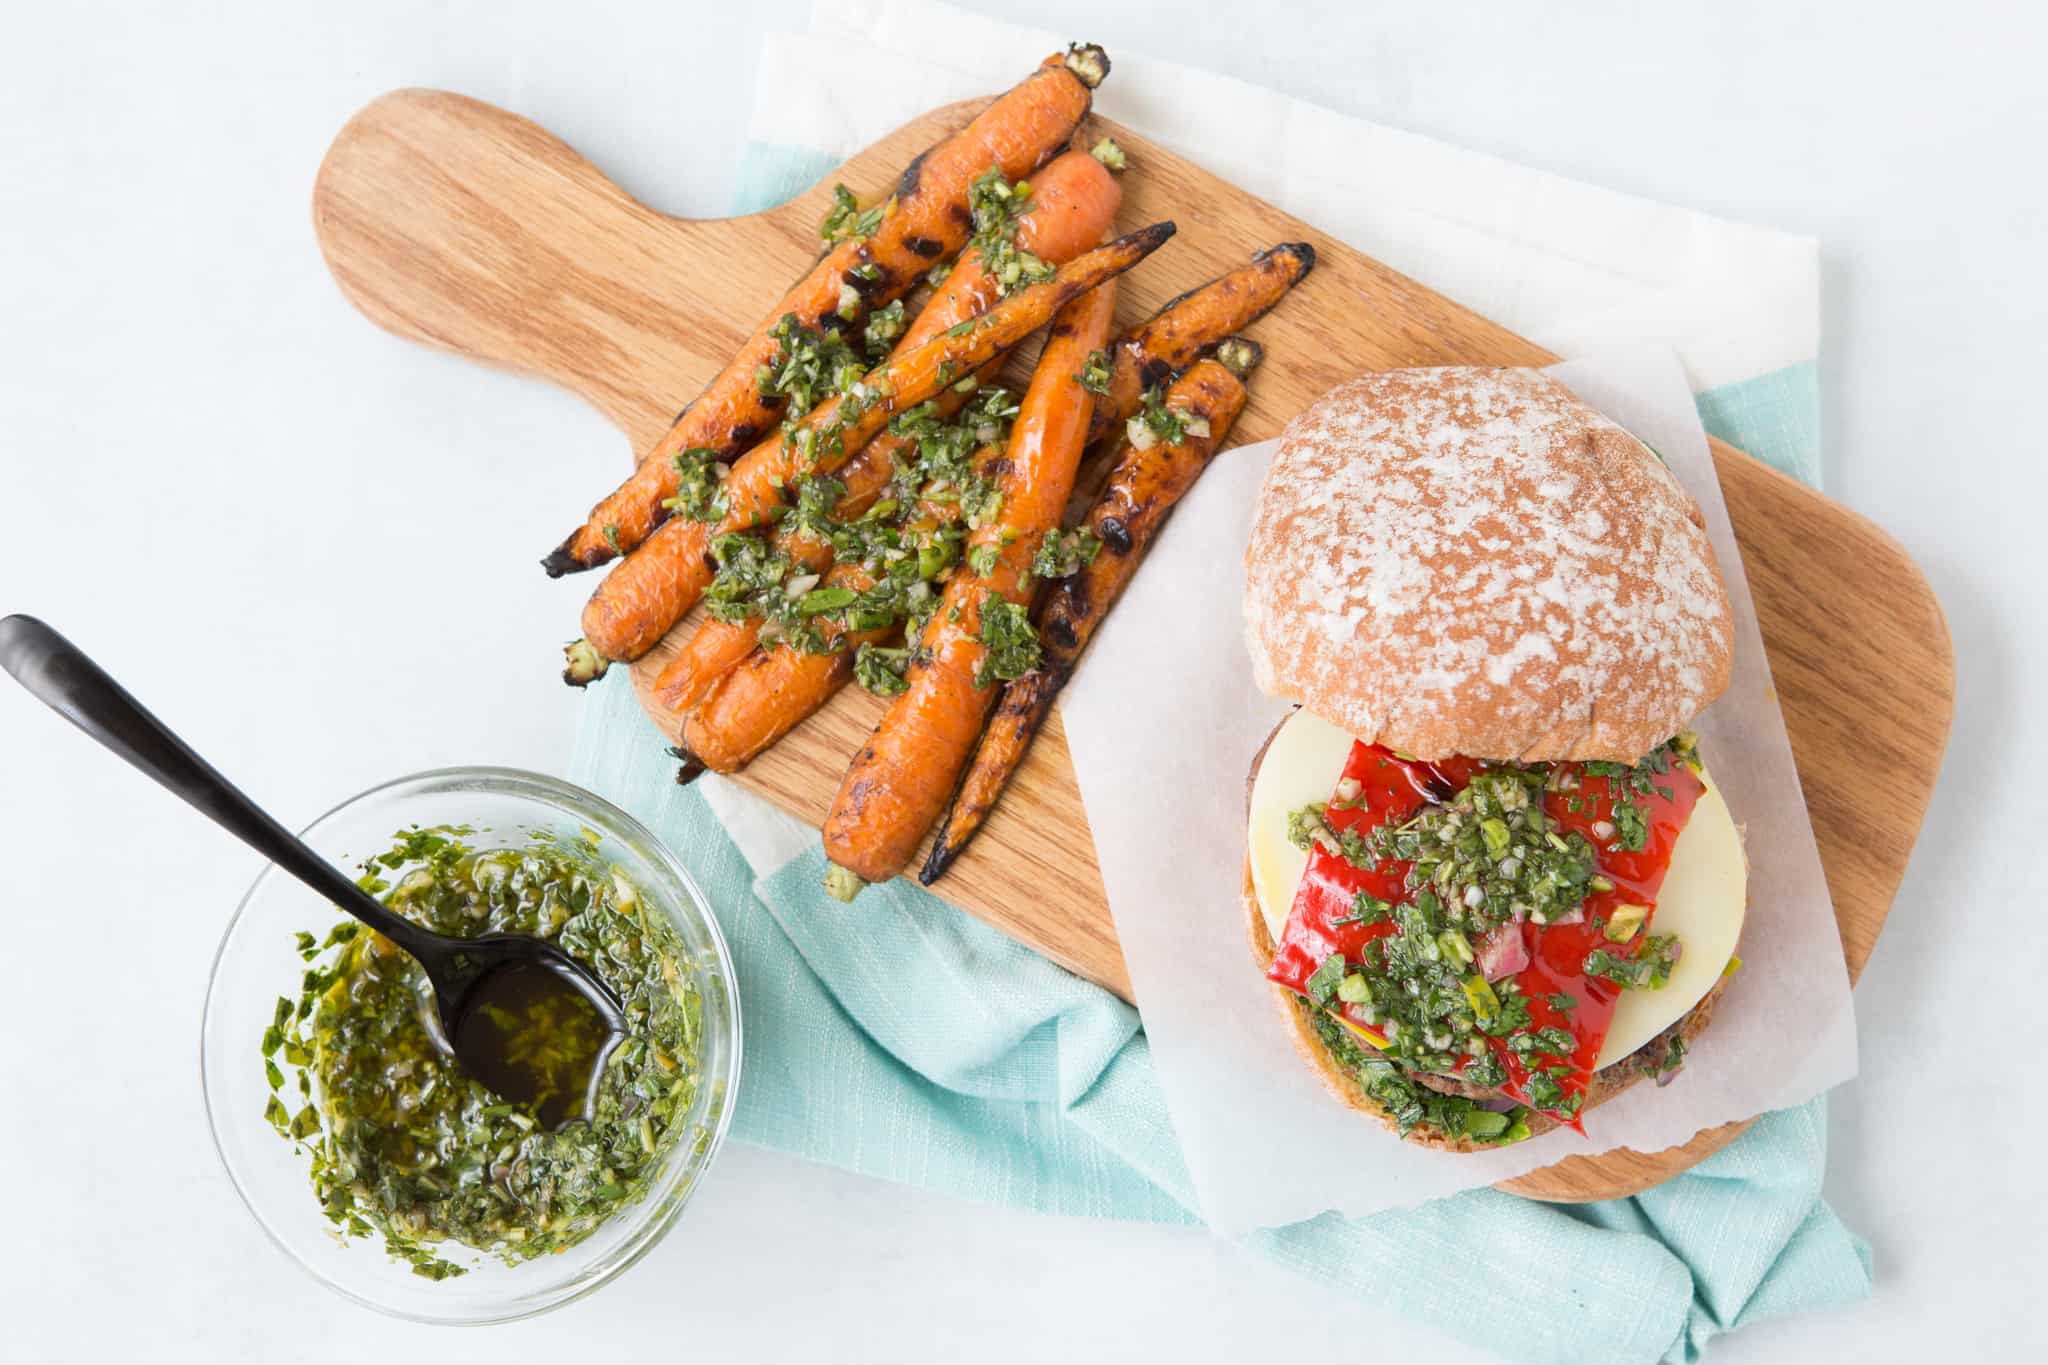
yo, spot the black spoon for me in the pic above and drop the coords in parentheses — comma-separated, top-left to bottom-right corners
(0, 614, 622, 1126)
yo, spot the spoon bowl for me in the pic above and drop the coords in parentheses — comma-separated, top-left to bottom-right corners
(439, 942, 623, 1127)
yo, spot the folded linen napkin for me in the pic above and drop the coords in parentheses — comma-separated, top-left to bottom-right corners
(565, 3, 1871, 1358)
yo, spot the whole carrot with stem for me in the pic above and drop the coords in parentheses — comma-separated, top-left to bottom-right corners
(920, 340, 1260, 885)
(670, 247, 1317, 766)
(651, 149, 1124, 710)
(820, 279, 1121, 895)
(567, 221, 1176, 673)
(545, 45, 1110, 577)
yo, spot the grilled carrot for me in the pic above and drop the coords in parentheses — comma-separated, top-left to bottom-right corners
(665, 245, 1316, 743)
(544, 45, 1111, 577)
(819, 280, 1120, 894)
(677, 427, 1010, 770)
(677, 579, 880, 774)
(1084, 242, 1311, 445)
(919, 341, 1260, 885)
(649, 374, 985, 712)
(651, 150, 1123, 710)
(573, 221, 1174, 668)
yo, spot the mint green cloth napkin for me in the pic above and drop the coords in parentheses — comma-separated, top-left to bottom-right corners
(564, 143, 1869, 1364)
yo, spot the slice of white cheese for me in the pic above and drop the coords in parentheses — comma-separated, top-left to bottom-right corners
(1245, 709, 1746, 1071)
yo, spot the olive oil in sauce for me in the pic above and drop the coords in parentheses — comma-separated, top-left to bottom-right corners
(261, 827, 704, 1279)
(449, 960, 620, 1130)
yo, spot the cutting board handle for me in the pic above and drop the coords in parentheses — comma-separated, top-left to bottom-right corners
(313, 89, 763, 449)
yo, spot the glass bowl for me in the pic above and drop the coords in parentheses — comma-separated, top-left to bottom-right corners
(200, 767, 741, 1323)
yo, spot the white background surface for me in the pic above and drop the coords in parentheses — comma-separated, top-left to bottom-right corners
(1, 2, 2039, 1360)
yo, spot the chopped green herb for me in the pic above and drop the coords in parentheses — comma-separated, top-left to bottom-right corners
(1075, 349, 1112, 395)
(1030, 527, 1100, 581)
(862, 298, 907, 359)
(965, 165, 1054, 295)
(1286, 803, 1328, 852)
(797, 585, 857, 614)
(663, 447, 729, 523)
(1585, 933, 1682, 991)
(972, 595, 1041, 687)
(1647, 1034, 1688, 1080)
(1329, 890, 1394, 928)
(1309, 1009, 1528, 1144)
(1304, 953, 1348, 1006)
(1125, 385, 1188, 450)
(756, 313, 865, 417)
(853, 643, 912, 697)
(960, 482, 1003, 530)
(818, 184, 886, 244)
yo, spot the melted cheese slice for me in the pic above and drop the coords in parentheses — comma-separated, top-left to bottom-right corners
(1247, 709, 1746, 1069)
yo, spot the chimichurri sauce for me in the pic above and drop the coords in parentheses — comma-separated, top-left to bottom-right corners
(261, 827, 702, 1280)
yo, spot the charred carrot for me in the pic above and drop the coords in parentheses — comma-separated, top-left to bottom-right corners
(919, 341, 1260, 885)
(819, 280, 1120, 894)
(680, 572, 894, 773)
(649, 375, 990, 712)
(676, 420, 1012, 771)
(651, 150, 1123, 709)
(660, 244, 1316, 734)
(573, 222, 1174, 668)
(1084, 242, 1311, 445)
(544, 45, 1110, 577)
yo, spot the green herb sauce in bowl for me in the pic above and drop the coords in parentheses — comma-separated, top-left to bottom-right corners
(203, 769, 740, 1323)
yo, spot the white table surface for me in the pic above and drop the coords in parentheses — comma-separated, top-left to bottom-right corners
(3, 1, 2040, 1359)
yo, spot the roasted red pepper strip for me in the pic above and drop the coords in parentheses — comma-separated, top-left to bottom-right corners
(1267, 742, 1704, 1128)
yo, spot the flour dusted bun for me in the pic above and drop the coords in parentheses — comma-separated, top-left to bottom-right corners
(1243, 367, 1733, 763)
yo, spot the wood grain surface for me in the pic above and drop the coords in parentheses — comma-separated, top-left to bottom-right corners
(313, 89, 1953, 1203)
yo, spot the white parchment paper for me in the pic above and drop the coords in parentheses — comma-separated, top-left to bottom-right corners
(1058, 347, 1857, 1234)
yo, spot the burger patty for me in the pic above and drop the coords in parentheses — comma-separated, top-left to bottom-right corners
(1406, 982, 1714, 1104)
(1409, 1067, 1504, 1102)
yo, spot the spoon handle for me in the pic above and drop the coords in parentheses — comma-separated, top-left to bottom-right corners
(0, 614, 423, 947)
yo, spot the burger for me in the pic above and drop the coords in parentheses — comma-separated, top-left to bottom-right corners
(1240, 367, 1744, 1149)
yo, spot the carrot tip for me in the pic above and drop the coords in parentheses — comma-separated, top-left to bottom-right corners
(1255, 241, 1317, 280)
(542, 542, 591, 578)
(918, 837, 961, 887)
(666, 745, 706, 786)
(822, 864, 866, 902)
(562, 638, 611, 688)
(1127, 220, 1177, 254)
(1215, 336, 1264, 378)
(1064, 43, 1110, 90)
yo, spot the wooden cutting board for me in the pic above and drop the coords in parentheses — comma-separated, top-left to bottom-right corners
(313, 88, 1952, 1202)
